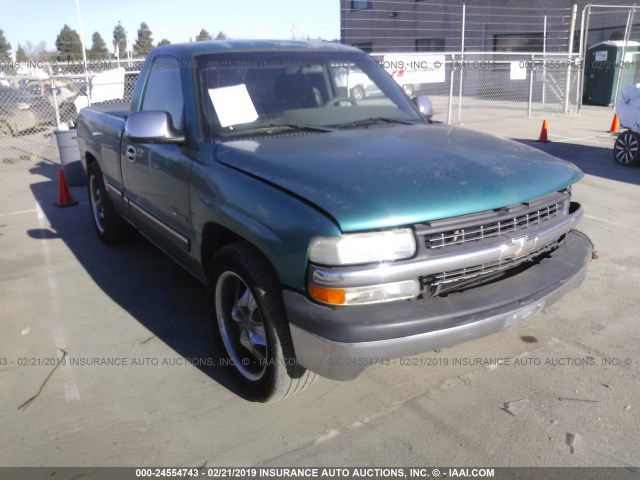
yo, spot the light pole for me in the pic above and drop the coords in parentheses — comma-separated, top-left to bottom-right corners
(75, 0, 91, 104)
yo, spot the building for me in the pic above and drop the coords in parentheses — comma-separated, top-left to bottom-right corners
(340, 0, 640, 54)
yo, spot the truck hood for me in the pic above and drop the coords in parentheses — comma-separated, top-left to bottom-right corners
(215, 124, 582, 232)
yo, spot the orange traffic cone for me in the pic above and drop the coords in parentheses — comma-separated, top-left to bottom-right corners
(537, 119, 550, 143)
(55, 169, 78, 208)
(609, 113, 620, 133)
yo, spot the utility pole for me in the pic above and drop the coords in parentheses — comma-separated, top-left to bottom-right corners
(564, 4, 577, 113)
(75, 0, 91, 104)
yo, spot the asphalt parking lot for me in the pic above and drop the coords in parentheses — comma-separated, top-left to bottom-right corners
(0, 106, 639, 470)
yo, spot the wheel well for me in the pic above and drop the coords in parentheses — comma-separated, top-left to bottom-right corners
(201, 223, 283, 285)
(201, 223, 243, 273)
(85, 151, 97, 166)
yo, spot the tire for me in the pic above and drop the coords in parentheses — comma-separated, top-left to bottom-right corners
(87, 161, 134, 244)
(613, 130, 640, 167)
(350, 85, 365, 101)
(208, 242, 317, 402)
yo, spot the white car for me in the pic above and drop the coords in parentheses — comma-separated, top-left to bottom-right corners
(334, 67, 380, 100)
(613, 83, 640, 167)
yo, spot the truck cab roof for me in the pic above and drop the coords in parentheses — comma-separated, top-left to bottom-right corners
(150, 40, 361, 59)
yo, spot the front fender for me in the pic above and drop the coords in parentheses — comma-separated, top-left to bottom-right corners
(190, 156, 341, 290)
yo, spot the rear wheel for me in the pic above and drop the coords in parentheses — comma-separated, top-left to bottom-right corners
(613, 130, 640, 167)
(87, 161, 134, 244)
(208, 242, 316, 402)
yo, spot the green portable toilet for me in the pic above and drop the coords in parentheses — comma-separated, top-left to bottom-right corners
(583, 40, 640, 106)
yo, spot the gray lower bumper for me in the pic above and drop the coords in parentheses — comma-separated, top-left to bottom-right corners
(287, 231, 592, 380)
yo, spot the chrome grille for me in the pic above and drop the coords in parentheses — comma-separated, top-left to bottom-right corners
(422, 237, 564, 293)
(423, 202, 561, 250)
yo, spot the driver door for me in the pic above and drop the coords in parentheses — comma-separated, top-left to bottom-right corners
(122, 56, 193, 261)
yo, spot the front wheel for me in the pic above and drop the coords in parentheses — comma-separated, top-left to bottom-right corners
(208, 243, 316, 402)
(613, 130, 640, 167)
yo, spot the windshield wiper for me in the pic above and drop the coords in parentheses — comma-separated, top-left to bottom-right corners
(332, 117, 416, 129)
(233, 123, 335, 134)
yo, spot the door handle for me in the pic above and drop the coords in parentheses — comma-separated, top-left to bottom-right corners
(125, 146, 137, 163)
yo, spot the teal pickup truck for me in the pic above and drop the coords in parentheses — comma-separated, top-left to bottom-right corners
(77, 40, 592, 402)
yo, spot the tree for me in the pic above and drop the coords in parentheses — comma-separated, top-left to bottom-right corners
(215, 31, 227, 40)
(113, 22, 127, 58)
(158, 38, 171, 46)
(133, 22, 154, 57)
(22, 41, 48, 62)
(55, 24, 83, 61)
(89, 32, 109, 59)
(0, 28, 11, 60)
(16, 44, 27, 62)
(196, 29, 212, 42)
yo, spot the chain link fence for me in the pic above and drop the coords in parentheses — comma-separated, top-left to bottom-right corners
(0, 59, 140, 171)
(7, 3, 640, 171)
(370, 51, 579, 124)
(0, 50, 579, 171)
(577, 4, 640, 110)
(340, 0, 576, 53)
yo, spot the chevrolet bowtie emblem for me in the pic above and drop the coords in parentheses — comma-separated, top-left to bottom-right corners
(503, 235, 538, 259)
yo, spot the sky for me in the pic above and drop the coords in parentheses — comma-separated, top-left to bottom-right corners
(1, 0, 340, 54)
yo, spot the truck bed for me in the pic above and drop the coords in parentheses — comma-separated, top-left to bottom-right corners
(77, 102, 129, 187)
(86, 102, 130, 120)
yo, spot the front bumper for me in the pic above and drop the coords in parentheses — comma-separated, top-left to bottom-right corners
(285, 230, 592, 380)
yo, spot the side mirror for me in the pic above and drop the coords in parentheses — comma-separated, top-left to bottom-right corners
(412, 95, 434, 120)
(125, 111, 185, 144)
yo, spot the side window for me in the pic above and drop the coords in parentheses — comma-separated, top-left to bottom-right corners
(141, 57, 184, 130)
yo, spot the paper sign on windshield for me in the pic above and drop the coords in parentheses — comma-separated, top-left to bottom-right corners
(208, 84, 259, 127)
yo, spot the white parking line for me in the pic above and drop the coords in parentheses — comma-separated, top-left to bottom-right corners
(585, 214, 640, 232)
(0, 208, 37, 218)
(0, 201, 87, 218)
(36, 201, 45, 220)
(549, 134, 615, 142)
(548, 134, 616, 145)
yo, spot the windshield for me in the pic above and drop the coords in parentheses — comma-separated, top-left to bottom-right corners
(196, 50, 424, 138)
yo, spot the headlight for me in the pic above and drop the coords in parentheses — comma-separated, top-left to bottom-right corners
(309, 229, 416, 266)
